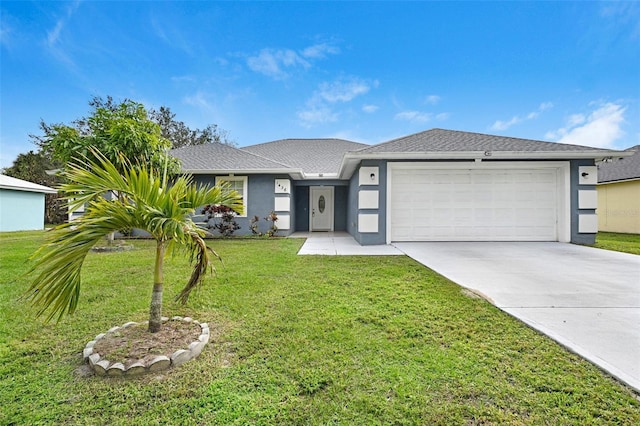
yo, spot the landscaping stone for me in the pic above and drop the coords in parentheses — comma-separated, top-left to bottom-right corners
(88, 353, 101, 367)
(189, 340, 205, 358)
(83, 347, 93, 359)
(170, 349, 193, 367)
(85, 318, 210, 377)
(125, 362, 146, 377)
(107, 362, 125, 376)
(94, 360, 110, 376)
(148, 356, 171, 372)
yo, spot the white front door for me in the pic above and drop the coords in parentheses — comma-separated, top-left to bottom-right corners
(310, 187, 334, 231)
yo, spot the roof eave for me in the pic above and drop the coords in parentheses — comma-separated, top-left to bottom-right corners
(181, 168, 305, 180)
(598, 177, 640, 185)
(0, 185, 58, 194)
(338, 149, 633, 179)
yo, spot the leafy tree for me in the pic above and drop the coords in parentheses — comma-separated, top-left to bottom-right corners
(149, 106, 235, 148)
(34, 99, 178, 175)
(2, 150, 65, 224)
(26, 151, 243, 332)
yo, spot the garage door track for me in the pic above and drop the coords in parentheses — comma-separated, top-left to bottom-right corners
(394, 242, 640, 393)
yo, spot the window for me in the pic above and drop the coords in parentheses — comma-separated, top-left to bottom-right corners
(215, 176, 248, 217)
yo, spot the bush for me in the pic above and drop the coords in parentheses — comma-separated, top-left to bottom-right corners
(202, 205, 240, 237)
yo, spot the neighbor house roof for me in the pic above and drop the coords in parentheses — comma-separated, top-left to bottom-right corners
(170, 143, 294, 175)
(242, 139, 368, 176)
(0, 175, 57, 194)
(598, 145, 640, 183)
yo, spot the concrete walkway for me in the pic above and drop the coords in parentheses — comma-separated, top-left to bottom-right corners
(296, 234, 640, 391)
(294, 232, 403, 255)
(395, 242, 640, 393)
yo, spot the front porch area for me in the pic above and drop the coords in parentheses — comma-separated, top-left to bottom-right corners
(290, 231, 402, 256)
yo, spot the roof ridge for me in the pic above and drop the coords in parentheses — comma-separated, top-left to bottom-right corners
(242, 137, 366, 149)
(236, 145, 294, 169)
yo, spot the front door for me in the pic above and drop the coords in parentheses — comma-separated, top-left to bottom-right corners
(310, 187, 334, 231)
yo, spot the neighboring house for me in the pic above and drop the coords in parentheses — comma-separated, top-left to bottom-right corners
(0, 174, 57, 232)
(171, 128, 630, 245)
(597, 145, 640, 234)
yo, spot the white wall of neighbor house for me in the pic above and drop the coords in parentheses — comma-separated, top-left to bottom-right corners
(0, 189, 47, 232)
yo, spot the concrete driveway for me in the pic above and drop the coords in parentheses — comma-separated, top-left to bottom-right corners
(394, 242, 640, 392)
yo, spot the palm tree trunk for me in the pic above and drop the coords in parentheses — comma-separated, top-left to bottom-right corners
(148, 240, 165, 333)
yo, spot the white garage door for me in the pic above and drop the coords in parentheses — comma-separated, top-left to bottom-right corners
(390, 166, 559, 241)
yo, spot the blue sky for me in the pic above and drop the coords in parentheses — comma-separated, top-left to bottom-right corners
(1, 1, 639, 168)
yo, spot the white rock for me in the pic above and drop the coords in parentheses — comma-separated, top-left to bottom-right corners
(171, 349, 193, 367)
(147, 356, 171, 372)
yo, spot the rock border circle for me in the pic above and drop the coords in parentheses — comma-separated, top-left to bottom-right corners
(83, 316, 209, 377)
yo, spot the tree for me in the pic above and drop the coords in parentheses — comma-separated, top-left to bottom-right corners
(2, 150, 66, 224)
(149, 106, 235, 148)
(26, 151, 243, 332)
(35, 99, 179, 175)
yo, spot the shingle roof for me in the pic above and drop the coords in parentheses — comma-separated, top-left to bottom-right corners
(598, 145, 640, 183)
(356, 128, 614, 154)
(0, 175, 57, 194)
(242, 139, 368, 175)
(170, 143, 291, 173)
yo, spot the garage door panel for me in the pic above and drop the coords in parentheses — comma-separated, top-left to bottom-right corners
(390, 166, 558, 241)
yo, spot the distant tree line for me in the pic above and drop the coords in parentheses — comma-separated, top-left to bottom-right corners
(2, 96, 234, 224)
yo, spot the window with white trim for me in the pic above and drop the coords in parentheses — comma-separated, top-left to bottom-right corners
(215, 176, 248, 217)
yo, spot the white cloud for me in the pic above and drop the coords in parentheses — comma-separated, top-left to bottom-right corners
(546, 102, 626, 148)
(362, 104, 379, 113)
(567, 113, 586, 127)
(184, 91, 214, 111)
(318, 77, 373, 103)
(491, 102, 554, 131)
(247, 48, 310, 79)
(491, 116, 522, 131)
(425, 95, 441, 105)
(539, 102, 554, 111)
(247, 42, 340, 80)
(301, 43, 340, 59)
(395, 111, 433, 123)
(44, 1, 81, 68)
(297, 107, 338, 127)
(298, 76, 376, 127)
(46, 1, 81, 47)
(435, 112, 450, 121)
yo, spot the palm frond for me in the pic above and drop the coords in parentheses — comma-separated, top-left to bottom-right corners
(26, 149, 244, 322)
(174, 230, 222, 305)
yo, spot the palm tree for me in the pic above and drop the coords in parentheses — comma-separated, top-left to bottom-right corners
(26, 151, 243, 332)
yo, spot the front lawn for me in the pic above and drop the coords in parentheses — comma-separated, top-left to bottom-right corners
(1, 231, 638, 425)
(595, 231, 640, 255)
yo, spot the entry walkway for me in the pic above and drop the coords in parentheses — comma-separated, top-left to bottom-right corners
(293, 232, 402, 255)
(296, 234, 640, 392)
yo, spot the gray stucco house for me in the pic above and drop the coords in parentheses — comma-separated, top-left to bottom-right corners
(170, 128, 628, 245)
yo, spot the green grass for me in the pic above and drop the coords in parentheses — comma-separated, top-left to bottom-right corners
(1, 231, 639, 425)
(595, 232, 640, 255)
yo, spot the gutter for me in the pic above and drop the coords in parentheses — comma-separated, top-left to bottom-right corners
(338, 149, 635, 179)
